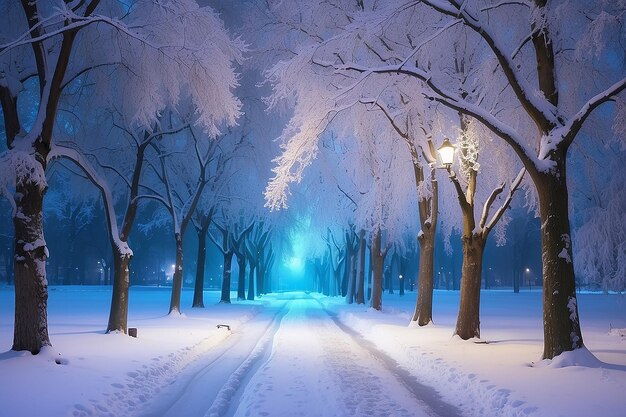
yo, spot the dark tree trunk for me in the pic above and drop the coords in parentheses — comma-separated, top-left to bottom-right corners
(385, 263, 392, 294)
(454, 236, 486, 339)
(412, 229, 435, 325)
(168, 234, 184, 314)
(346, 250, 356, 303)
(106, 248, 131, 333)
(341, 255, 349, 297)
(220, 252, 234, 303)
(371, 229, 385, 311)
(256, 262, 264, 296)
(237, 255, 246, 300)
(247, 263, 256, 300)
(12, 181, 50, 353)
(193, 224, 209, 308)
(7, 243, 15, 285)
(356, 230, 366, 304)
(536, 170, 583, 359)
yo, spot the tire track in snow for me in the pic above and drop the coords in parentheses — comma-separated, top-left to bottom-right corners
(143, 301, 290, 417)
(203, 301, 291, 417)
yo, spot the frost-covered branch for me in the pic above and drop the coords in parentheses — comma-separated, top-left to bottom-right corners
(0, 13, 156, 56)
(483, 168, 525, 235)
(562, 76, 626, 147)
(419, 0, 558, 130)
(340, 62, 536, 171)
(481, 1, 531, 12)
(47, 145, 132, 257)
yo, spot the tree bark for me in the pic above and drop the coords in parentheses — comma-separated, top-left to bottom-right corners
(412, 230, 435, 325)
(256, 260, 264, 296)
(13, 181, 50, 353)
(355, 230, 366, 304)
(107, 250, 131, 333)
(370, 229, 385, 311)
(192, 224, 209, 308)
(247, 263, 256, 300)
(220, 251, 234, 303)
(454, 235, 486, 339)
(236, 255, 246, 300)
(168, 234, 184, 314)
(536, 170, 583, 359)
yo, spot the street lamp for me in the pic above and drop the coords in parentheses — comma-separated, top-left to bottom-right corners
(437, 138, 456, 170)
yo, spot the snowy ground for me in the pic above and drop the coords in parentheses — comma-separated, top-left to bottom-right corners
(0, 286, 624, 417)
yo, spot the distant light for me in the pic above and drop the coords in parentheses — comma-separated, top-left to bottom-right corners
(399, 274, 403, 279)
(171, 264, 175, 269)
(525, 268, 530, 273)
(285, 256, 303, 272)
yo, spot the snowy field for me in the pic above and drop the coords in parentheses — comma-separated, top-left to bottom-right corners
(0, 286, 624, 417)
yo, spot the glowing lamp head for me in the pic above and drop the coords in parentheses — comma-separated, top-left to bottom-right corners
(437, 138, 456, 168)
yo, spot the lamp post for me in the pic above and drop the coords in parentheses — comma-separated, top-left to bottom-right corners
(437, 138, 456, 171)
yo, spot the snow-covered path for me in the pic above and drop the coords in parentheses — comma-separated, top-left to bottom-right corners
(138, 299, 289, 417)
(230, 296, 442, 417)
(139, 294, 450, 417)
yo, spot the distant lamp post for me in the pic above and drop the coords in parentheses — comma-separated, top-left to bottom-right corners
(437, 138, 456, 170)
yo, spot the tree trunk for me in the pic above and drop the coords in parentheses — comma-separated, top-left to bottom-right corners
(247, 263, 256, 300)
(412, 229, 435, 325)
(192, 225, 208, 308)
(106, 248, 131, 333)
(12, 181, 50, 353)
(384, 264, 391, 294)
(256, 261, 264, 296)
(454, 235, 486, 340)
(220, 251, 234, 303)
(356, 230, 366, 304)
(7, 243, 15, 285)
(237, 255, 246, 300)
(371, 229, 385, 311)
(536, 171, 584, 359)
(168, 234, 184, 314)
(346, 251, 356, 304)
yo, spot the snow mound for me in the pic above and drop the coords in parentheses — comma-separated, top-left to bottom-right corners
(533, 346, 603, 368)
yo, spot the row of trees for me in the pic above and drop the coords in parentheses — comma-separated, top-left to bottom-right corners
(253, 0, 626, 360)
(1, 0, 624, 365)
(0, 0, 288, 354)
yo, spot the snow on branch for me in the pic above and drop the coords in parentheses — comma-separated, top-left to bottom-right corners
(483, 167, 525, 234)
(339, 61, 536, 170)
(420, 0, 559, 129)
(481, 1, 531, 12)
(48, 145, 132, 257)
(0, 13, 157, 56)
(562, 76, 626, 146)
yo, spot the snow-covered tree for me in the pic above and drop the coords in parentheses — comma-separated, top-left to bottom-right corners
(0, 0, 243, 352)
